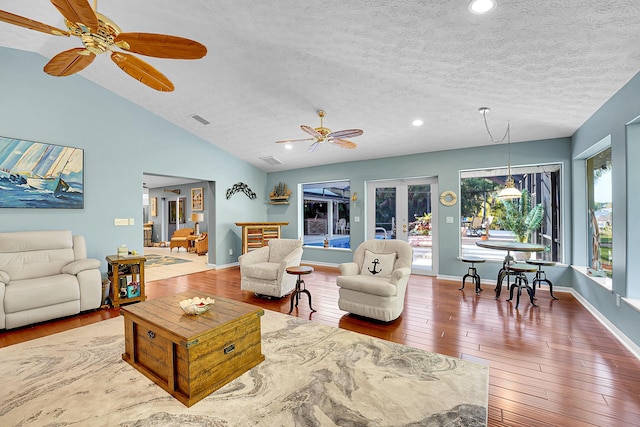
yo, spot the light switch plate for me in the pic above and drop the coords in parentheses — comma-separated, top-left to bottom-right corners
(114, 218, 128, 226)
(446, 216, 454, 224)
(354, 216, 360, 222)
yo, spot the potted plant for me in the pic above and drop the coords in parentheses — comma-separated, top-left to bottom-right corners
(409, 213, 431, 236)
(499, 189, 544, 243)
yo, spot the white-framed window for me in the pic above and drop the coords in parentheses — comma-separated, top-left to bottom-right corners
(586, 147, 612, 277)
(300, 180, 351, 248)
(460, 164, 562, 262)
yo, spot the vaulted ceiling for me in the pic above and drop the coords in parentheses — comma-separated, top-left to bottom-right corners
(2, 1, 639, 172)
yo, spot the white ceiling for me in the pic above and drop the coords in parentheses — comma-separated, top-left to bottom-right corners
(2, 1, 640, 173)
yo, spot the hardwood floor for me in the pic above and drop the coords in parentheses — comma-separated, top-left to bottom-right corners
(2, 266, 640, 426)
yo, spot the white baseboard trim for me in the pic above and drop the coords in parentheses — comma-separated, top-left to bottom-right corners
(212, 261, 237, 269)
(566, 288, 640, 360)
(437, 275, 460, 283)
(300, 260, 340, 268)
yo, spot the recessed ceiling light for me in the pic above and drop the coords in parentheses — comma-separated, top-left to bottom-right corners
(412, 119, 424, 127)
(285, 144, 293, 150)
(468, 0, 496, 14)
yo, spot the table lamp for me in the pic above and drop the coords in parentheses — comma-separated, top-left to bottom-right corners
(191, 213, 204, 235)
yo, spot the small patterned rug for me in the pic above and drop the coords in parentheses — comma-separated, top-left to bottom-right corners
(144, 253, 192, 268)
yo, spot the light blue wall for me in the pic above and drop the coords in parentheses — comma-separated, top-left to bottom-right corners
(0, 47, 268, 268)
(267, 137, 573, 280)
(571, 71, 640, 345)
(4, 46, 639, 348)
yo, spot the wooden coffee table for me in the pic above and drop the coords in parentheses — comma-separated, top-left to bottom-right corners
(120, 291, 264, 407)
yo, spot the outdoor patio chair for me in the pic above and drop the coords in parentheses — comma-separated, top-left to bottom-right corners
(466, 216, 484, 237)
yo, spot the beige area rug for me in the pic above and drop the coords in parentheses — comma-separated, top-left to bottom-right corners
(144, 253, 193, 268)
(0, 311, 488, 426)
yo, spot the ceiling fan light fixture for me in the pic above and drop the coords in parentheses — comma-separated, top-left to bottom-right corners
(275, 110, 362, 152)
(468, 0, 496, 14)
(0, 1, 207, 91)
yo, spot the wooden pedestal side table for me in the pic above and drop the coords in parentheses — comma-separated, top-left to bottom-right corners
(286, 266, 317, 315)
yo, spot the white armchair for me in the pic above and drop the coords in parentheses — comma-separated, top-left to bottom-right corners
(337, 239, 413, 322)
(239, 239, 303, 298)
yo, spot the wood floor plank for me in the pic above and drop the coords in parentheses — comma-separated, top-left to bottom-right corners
(2, 265, 640, 427)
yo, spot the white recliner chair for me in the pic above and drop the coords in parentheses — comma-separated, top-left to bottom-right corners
(337, 239, 413, 322)
(239, 239, 303, 298)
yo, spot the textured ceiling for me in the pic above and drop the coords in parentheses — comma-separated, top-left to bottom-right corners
(2, 0, 640, 172)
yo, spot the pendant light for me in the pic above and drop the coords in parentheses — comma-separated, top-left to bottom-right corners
(479, 107, 521, 200)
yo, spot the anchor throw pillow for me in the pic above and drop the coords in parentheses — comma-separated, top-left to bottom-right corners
(361, 249, 396, 278)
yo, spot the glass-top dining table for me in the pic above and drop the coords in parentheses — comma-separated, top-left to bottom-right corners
(475, 240, 546, 299)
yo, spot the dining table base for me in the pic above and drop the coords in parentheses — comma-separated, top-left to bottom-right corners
(475, 240, 546, 301)
(494, 256, 516, 299)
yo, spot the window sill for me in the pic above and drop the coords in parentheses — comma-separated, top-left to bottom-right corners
(572, 265, 612, 291)
(624, 299, 640, 313)
(303, 245, 351, 252)
(573, 267, 640, 313)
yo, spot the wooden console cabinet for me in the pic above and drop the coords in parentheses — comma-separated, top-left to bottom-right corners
(235, 222, 288, 254)
(106, 254, 146, 307)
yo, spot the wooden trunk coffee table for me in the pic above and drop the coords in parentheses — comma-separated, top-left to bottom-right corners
(120, 291, 264, 407)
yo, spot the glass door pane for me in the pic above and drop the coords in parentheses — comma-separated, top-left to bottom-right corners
(407, 184, 432, 272)
(374, 187, 396, 240)
(367, 178, 437, 275)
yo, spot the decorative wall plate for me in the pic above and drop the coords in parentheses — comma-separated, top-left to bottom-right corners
(439, 190, 457, 206)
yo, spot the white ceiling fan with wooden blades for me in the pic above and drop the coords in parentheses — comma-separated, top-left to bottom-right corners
(0, 0, 207, 92)
(276, 110, 363, 152)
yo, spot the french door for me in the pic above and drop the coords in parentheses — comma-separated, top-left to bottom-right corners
(366, 177, 438, 275)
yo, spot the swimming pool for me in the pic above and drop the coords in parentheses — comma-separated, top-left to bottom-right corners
(306, 236, 351, 248)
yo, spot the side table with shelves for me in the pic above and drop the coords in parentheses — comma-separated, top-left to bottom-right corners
(106, 254, 147, 307)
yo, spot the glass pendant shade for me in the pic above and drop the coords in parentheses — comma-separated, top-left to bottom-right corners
(497, 177, 522, 200)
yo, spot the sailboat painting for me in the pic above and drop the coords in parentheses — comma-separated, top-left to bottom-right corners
(0, 136, 84, 208)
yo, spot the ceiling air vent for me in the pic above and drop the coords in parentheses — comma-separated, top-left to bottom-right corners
(190, 114, 210, 125)
(260, 156, 282, 165)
